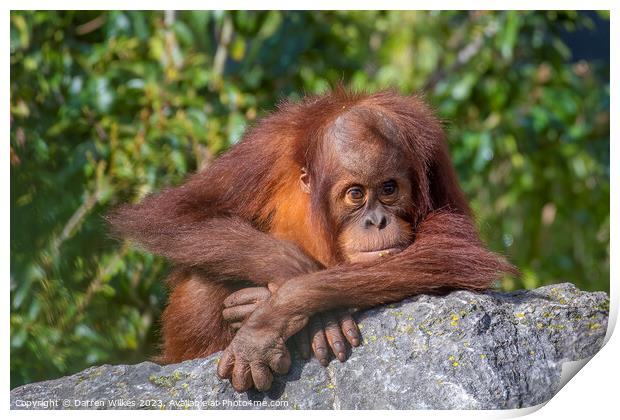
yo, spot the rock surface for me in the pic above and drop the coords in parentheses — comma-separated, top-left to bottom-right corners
(11, 283, 609, 410)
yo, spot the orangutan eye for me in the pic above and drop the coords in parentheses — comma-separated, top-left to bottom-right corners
(346, 186, 365, 202)
(382, 180, 397, 196)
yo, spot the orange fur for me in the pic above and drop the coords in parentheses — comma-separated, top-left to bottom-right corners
(157, 270, 237, 363)
(268, 178, 332, 267)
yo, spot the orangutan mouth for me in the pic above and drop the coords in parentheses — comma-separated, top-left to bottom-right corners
(348, 247, 403, 263)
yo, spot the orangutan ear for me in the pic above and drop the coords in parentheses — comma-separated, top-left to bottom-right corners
(299, 167, 311, 194)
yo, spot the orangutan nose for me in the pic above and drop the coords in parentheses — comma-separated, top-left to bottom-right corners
(364, 209, 388, 230)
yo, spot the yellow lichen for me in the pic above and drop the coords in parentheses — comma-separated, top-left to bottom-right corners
(149, 371, 188, 389)
(401, 325, 414, 334)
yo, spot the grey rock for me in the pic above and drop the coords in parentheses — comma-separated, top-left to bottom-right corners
(11, 283, 609, 410)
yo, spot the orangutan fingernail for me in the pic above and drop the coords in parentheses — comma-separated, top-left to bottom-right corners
(333, 341, 345, 353)
(337, 352, 346, 362)
(319, 358, 329, 366)
(347, 330, 359, 344)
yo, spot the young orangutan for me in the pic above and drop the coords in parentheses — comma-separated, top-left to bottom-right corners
(109, 88, 516, 392)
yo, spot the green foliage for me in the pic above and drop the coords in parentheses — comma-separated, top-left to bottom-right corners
(10, 11, 609, 387)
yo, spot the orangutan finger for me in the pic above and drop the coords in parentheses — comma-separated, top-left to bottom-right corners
(222, 303, 258, 323)
(268, 348, 291, 375)
(231, 361, 253, 392)
(250, 362, 274, 392)
(322, 312, 347, 362)
(309, 317, 329, 366)
(339, 312, 360, 347)
(216, 349, 235, 379)
(224, 287, 271, 308)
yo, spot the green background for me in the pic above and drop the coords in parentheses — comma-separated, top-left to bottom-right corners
(10, 11, 610, 388)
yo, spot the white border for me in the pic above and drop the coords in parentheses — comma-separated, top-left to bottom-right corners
(3, 3, 617, 419)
